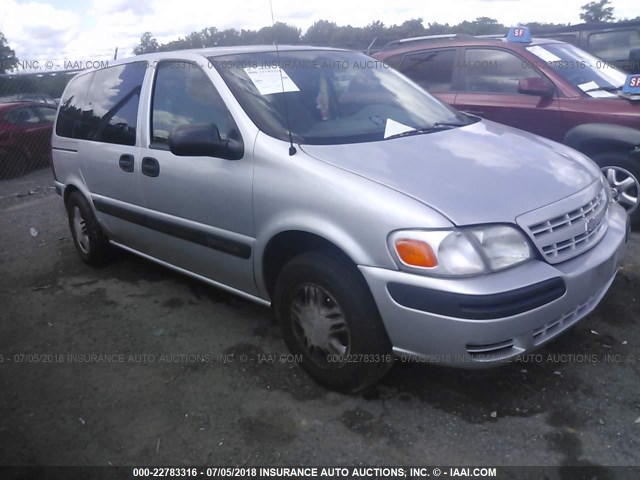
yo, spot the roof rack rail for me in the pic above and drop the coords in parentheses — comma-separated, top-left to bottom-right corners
(382, 33, 475, 49)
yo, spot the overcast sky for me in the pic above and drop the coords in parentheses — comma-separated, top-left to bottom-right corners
(0, 0, 637, 64)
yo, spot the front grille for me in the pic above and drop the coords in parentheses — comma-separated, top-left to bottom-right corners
(518, 182, 608, 264)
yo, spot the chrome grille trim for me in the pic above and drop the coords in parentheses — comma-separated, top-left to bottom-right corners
(517, 180, 609, 265)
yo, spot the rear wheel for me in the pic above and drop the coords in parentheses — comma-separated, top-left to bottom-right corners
(273, 251, 393, 393)
(592, 153, 640, 228)
(66, 191, 111, 266)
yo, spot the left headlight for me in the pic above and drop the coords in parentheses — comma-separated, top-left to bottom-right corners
(389, 225, 533, 277)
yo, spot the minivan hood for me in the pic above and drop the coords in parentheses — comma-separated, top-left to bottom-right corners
(300, 120, 600, 226)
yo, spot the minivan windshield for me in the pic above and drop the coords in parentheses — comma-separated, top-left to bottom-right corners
(526, 43, 628, 98)
(211, 50, 474, 145)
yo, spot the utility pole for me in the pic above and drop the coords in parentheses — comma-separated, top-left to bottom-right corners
(113, 47, 118, 60)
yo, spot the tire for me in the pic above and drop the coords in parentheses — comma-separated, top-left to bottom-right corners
(273, 251, 393, 393)
(66, 191, 111, 266)
(592, 153, 640, 228)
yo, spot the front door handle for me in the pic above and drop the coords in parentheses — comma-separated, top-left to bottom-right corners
(119, 154, 134, 172)
(141, 157, 160, 177)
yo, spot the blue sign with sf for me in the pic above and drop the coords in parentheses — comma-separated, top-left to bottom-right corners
(507, 26, 532, 43)
(622, 74, 640, 94)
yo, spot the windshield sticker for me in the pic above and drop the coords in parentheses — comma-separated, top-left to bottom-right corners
(384, 118, 414, 139)
(243, 66, 300, 95)
(578, 81, 599, 92)
(588, 90, 617, 98)
(578, 81, 616, 97)
(526, 46, 562, 63)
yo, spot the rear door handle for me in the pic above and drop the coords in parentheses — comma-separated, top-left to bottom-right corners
(141, 157, 160, 177)
(119, 154, 134, 172)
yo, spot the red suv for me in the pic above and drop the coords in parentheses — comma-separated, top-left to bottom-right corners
(375, 31, 640, 226)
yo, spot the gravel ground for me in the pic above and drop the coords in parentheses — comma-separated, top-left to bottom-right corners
(0, 168, 638, 474)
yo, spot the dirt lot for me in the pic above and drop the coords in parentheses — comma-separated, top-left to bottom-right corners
(0, 168, 639, 472)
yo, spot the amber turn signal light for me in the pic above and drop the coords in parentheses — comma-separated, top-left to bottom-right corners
(395, 239, 438, 268)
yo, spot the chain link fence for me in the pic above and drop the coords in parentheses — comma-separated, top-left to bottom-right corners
(0, 72, 74, 180)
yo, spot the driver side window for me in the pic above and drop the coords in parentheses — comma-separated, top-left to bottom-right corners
(462, 48, 542, 94)
(151, 62, 239, 148)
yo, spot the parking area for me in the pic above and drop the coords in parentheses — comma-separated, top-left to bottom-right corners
(0, 168, 639, 469)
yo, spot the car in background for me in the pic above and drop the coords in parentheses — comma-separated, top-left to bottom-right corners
(0, 102, 57, 178)
(532, 20, 640, 74)
(374, 29, 640, 226)
(0, 93, 59, 106)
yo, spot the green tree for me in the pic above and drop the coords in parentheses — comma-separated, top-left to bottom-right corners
(303, 20, 339, 46)
(256, 22, 301, 44)
(580, 0, 615, 23)
(134, 32, 159, 55)
(0, 32, 18, 73)
(457, 17, 504, 35)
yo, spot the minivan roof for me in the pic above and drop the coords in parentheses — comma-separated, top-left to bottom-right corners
(108, 45, 348, 66)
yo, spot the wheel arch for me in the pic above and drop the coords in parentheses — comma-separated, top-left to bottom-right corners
(260, 229, 367, 300)
(564, 123, 640, 159)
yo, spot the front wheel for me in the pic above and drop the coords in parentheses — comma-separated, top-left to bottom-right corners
(66, 191, 111, 266)
(593, 153, 640, 228)
(273, 251, 393, 393)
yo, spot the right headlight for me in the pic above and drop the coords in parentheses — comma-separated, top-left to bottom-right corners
(389, 224, 533, 277)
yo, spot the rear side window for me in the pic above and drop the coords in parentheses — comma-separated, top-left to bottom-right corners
(588, 30, 640, 62)
(461, 48, 541, 94)
(56, 63, 147, 145)
(56, 72, 94, 139)
(382, 54, 405, 69)
(399, 49, 456, 92)
(151, 61, 238, 148)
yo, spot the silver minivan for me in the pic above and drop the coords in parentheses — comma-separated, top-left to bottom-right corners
(52, 46, 629, 392)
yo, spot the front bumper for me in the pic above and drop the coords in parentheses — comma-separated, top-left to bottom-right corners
(360, 203, 629, 367)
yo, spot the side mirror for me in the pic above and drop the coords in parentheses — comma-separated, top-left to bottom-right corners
(518, 77, 555, 98)
(169, 123, 243, 160)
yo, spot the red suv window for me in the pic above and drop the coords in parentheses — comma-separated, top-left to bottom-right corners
(400, 49, 457, 92)
(461, 48, 543, 94)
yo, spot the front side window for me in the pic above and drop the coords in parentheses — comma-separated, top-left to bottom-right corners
(151, 61, 238, 148)
(461, 48, 542, 94)
(212, 50, 471, 145)
(32, 106, 57, 123)
(400, 49, 457, 93)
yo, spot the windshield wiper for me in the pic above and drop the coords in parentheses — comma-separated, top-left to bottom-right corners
(583, 85, 624, 93)
(385, 122, 467, 140)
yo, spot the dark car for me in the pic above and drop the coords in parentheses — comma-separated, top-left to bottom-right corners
(374, 29, 640, 226)
(0, 102, 57, 178)
(532, 21, 640, 74)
